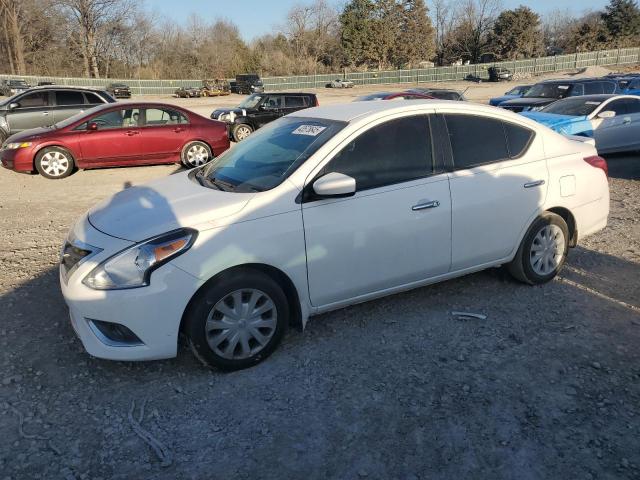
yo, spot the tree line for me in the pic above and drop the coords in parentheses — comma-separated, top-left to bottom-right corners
(1, 0, 639, 80)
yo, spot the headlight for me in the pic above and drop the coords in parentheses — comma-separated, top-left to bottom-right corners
(82, 228, 197, 290)
(528, 106, 544, 112)
(4, 142, 32, 150)
(219, 113, 231, 121)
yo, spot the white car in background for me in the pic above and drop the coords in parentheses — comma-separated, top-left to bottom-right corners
(521, 94, 640, 154)
(60, 101, 610, 370)
(327, 79, 354, 88)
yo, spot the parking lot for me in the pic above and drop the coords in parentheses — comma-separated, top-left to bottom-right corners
(0, 79, 639, 479)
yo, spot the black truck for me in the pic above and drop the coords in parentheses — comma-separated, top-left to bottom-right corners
(230, 74, 264, 94)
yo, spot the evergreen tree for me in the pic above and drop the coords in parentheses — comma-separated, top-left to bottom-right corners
(602, 0, 640, 46)
(489, 6, 544, 60)
(395, 0, 436, 67)
(339, 0, 377, 67)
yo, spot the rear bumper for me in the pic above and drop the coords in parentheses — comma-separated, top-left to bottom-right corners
(0, 146, 35, 172)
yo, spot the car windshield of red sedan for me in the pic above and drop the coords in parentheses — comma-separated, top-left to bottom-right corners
(199, 117, 345, 193)
(52, 110, 93, 129)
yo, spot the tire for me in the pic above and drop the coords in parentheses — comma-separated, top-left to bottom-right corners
(508, 212, 569, 285)
(231, 123, 253, 142)
(35, 146, 75, 179)
(184, 268, 289, 370)
(181, 141, 212, 168)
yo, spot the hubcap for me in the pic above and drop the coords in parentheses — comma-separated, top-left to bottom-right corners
(205, 289, 277, 360)
(235, 127, 251, 140)
(186, 144, 210, 166)
(40, 151, 69, 177)
(529, 224, 565, 276)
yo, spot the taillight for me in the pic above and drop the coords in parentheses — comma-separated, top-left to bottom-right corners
(584, 155, 608, 177)
(314, 97, 319, 106)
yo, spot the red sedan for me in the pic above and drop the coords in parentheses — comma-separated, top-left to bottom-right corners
(0, 103, 229, 179)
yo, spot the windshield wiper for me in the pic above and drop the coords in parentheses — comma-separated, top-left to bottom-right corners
(195, 168, 234, 191)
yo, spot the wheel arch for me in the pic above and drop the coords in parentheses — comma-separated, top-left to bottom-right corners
(33, 143, 78, 169)
(180, 263, 304, 334)
(546, 206, 578, 247)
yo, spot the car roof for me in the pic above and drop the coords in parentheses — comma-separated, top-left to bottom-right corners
(22, 85, 107, 92)
(290, 99, 528, 124)
(539, 77, 617, 84)
(85, 102, 191, 113)
(263, 92, 315, 95)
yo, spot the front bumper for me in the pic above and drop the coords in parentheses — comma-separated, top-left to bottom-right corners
(0, 145, 36, 172)
(60, 216, 203, 361)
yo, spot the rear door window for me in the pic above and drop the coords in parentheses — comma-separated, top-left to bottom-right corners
(504, 122, 534, 158)
(55, 90, 85, 106)
(444, 114, 509, 169)
(144, 107, 188, 126)
(327, 115, 434, 191)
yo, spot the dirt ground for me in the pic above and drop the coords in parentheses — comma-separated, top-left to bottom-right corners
(0, 67, 639, 479)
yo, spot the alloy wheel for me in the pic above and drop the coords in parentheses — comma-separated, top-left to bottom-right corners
(235, 126, 252, 141)
(40, 151, 70, 177)
(186, 144, 210, 166)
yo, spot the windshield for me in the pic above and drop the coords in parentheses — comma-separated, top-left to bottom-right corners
(355, 93, 390, 101)
(238, 94, 264, 109)
(540, 97, 603, 116)
(201, 117, 345, 192)
(507, 86, 529, 95)
(525, 83, 571, 99)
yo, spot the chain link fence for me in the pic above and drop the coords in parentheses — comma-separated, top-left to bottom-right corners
(1, 47, 638, 95)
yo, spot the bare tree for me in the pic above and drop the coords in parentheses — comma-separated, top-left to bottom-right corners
(0, 0, 27, 74)
(448, 0, 502, 63)
(57, 0, 133, 77)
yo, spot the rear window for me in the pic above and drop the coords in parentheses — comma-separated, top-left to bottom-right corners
(84, 92, 103, 104)
(285, 96, 308, 108)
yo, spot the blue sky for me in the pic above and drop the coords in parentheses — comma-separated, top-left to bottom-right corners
(147, 0, 611, 41)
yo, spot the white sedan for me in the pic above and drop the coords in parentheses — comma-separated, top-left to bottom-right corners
(327, 79, 354, 88)
(60, 101, 610, 370)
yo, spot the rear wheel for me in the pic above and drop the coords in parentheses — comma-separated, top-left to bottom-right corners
(181, 141, 212, 168)
(232, 123, 253, 142)
(35, 147, 74, 179)
(184, 269, 289, 370)
(508, 212, 569, 284)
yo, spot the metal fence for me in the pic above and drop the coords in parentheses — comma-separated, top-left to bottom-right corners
(1, 47, 639, 95)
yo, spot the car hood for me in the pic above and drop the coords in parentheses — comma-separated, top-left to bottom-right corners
(490, 94, 518, 106)
(4, 127, 54, 144)
(520, 112, 593, 136)
(500, 97, 556, 107)
(88, 171, 253, 242)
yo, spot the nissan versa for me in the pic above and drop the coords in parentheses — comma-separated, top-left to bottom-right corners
(60, 101, 610, 370)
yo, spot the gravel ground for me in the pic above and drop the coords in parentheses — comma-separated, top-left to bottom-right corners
(0, 74, 639, 479)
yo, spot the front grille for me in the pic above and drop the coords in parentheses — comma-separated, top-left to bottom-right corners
(60, 238, 101, 282)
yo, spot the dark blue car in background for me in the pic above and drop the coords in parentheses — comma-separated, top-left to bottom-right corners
(489, 85, 532, 106)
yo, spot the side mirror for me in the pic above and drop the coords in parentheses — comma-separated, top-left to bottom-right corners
(312, 172, 356, 197)
(597, 110, 616, 119)
(87, 122, 98, 131)
(8, 102, 19, 111)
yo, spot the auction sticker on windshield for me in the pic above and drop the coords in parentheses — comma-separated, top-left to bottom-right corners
(292, 125, 327, 136)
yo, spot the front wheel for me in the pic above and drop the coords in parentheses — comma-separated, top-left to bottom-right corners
(508, 212, 569, 284)
(35, 147, 75, 179)
(184, 269, 289, 370)
(181, 141, 212, 168)
(231, 123, 253, 142)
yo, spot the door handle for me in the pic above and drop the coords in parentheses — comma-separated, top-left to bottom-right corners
(173, 128, 185, 133)
(125, 130, 140, 136)
(42, 111, 49, 115)
(412, 200, 440, 211)
(524, 180, 545, 188)
(623, 117, 631, 124)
